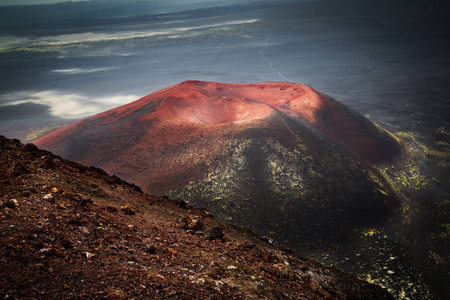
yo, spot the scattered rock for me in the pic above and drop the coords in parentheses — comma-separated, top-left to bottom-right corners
(2, 199, 19, 209)
(6, 164, 30, 177)
(38, 157, 55, 169)
(262, 236, 274, 244)
(162, 247, 178, 256)
(241, 243, 256, 249)
(43, 194, 53, 200)
(173, 198, 189, 209)
(39, 247, 62, 257)
(194, 218, 206, 231)
(71, 269, 82, 276)
(81, 252, 94, 259)
(147, 271, 168, 288)
(106, 205, 118, 212)
(22, 143, 39, 152)
(93, 188, 106, 197)
(144, 244, 158, 254)
(120, 204, 136, 215)
(207, 226, 224, 241)
(79, 226, 90, 235)
(80, 198, 93, 206)
(182, 216, 194, 229)
(274, 263, 296, 279)
(182, 216, 205, 231)
(21, 190, 32, 197)
(32, 240, 45, 250)
(60, 238, 73, 250)
(102, 288, 129, 300)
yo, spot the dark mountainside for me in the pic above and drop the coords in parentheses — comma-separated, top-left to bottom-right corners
(0, 136, 393, 299)
(34, 81, 402, 249)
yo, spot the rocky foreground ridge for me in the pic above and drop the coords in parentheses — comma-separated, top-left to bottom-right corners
(0, 136, 393, 299)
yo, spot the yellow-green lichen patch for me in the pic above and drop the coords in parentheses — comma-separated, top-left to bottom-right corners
(25, 125, 65, 142)
(359, 230, 433, 299)
(378, 127, 450, 194)
(314, 226, 434, 300)
(361, 228, 380, 237)
(394, 161, 429, 190)
(168, 127, 396, 248)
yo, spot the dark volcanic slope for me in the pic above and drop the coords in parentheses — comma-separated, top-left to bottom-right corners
(34, 81, 402, 247)
(0, 136, 393, 299)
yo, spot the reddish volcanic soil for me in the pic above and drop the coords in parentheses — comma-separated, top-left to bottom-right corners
(0, 136, 394, 299)
(34, 81, 401, 247)
(34, 80, 400, 187)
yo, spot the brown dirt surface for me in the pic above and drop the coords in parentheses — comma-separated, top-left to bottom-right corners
(0, 136, 392, 299)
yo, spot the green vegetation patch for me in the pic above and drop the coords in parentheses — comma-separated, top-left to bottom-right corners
(25, 125, 64, 142)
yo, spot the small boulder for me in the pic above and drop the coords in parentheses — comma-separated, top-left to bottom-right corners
(102, 288, 129, 300)
(6, 164, 30, 177)
(106, 205, 117, 212)
(145, 244, 158, 254)
(79, 226, 91, 235)
(43, 194, 53, 200)
(2, 199, 19, 209)
(182, 216, 206, 231)
(60, 239, 73, 250)
(207, 226, 224, 241)
(22, 143, 39, 152)
(173, 198, 189, 209)
(120, 204, 136, 215)
(81, 251, 94, 259)
(38, 157, 55, 169)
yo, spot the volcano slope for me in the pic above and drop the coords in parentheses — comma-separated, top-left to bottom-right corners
(34, 80, 402, 248)
(0, 136, 394, 299)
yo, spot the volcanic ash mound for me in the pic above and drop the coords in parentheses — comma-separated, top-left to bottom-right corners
(34, 80, 402, 247)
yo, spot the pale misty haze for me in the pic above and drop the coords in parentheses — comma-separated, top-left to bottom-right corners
(0, 0, 275, 6)
(0, 0, 88, 5)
